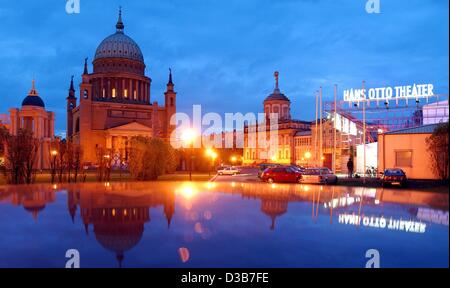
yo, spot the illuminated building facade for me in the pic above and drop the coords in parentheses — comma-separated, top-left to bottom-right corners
(67, 10, 177, 165)
(7, 80, 55, 170)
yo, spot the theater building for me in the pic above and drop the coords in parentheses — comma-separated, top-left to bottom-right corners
(67, 10, 177, 165)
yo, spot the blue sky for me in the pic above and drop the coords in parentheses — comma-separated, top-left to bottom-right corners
(0, 0, 448, 135)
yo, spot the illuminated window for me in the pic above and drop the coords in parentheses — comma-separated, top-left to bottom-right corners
(102, 88, 106, 98)
(133, 90, 137, 100)
(112, 88, 116, 98)
(124, 89, 128, 98)
(395, 150, 412, 167)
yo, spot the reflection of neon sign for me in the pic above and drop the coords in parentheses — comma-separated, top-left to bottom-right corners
(343, 84, 434, 102)
(324, 196, 361, 209)
(338, 213, 426, 233)
(417, 208, 449, 226)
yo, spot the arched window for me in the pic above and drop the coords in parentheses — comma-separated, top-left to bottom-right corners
(75, 117, 80, 133)
(112, 88, 116, 98)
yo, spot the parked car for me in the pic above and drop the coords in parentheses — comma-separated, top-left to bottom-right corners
(217, 166, 240, 176)
(260, 166, 303, 183)
(300, 168, 338, 184)
(257, 163, 282, 178)
(289, 165, 305, 173)
(381, 169, 407, 187)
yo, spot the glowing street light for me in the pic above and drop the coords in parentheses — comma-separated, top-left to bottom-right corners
(230, 156, 237, 163)
(304, 151, 311, 168)
(50, 150, 58, 183)
(182, 129, 196, 181)
(205, 148, 218, 176)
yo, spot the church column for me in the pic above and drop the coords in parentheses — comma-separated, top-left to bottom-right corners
(122, 78, 125, 100)
(144, 82, 147, 103)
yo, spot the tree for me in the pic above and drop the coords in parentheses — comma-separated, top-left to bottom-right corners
(426, 122, 449, 180)
(129, 136, 178, 180)
(23, 136, 40, 184)
(4, 129, 38, 184)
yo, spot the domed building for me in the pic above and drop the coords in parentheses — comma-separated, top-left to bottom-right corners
(243, 71, 310, 166)
(8, 80, 55, 169)
(67, 9, 177, 164)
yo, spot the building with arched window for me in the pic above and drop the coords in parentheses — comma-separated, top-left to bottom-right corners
(67, 9, 177, 165)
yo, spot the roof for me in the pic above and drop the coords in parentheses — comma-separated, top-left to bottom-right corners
(384, 123, 440, 135)
(294, 130, 312, 137)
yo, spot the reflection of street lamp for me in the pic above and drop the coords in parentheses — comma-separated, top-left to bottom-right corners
(230, 156, 237, 163)
(182, 129, 196, 181)
(304, 151, 311, 168)
(51, 150, 58, 183)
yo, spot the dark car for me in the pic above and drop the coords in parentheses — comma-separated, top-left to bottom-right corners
(257, 163, 282, 178)
(381, 169, 407, 187)
(260, 167, 303, 183)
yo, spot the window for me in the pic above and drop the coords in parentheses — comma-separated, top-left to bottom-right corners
(395, 150, 412, 167)
(112, 88, 116, 98)
(133, 90, 137, 100)
(124, 89, 128, 98)
(102, 88, 106, 98)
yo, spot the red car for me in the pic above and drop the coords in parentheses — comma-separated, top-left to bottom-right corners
(261, 167, 303, 183)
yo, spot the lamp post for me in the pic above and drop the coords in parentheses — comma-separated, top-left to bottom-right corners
(182, 129, 195, 181)
(206, 148, 218, 177)
(51, 150, 58, 183)
(304, 151, 311, 168)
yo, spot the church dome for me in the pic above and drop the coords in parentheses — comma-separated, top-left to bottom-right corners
(93, 9, 144, 63)
(22, 80, 45, 108)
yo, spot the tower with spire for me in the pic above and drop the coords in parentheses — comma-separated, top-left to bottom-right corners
(164, 68, 177, 139)
(66, 76, 77, 139)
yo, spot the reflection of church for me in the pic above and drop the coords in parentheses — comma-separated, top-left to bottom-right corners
(67, 185, 175, 267)
(67, 9, 177, 165)
(8, 185, 55, 220)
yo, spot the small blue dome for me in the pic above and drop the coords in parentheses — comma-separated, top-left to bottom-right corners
(22, 95, 45, 108)
(22, 80, 45, 108)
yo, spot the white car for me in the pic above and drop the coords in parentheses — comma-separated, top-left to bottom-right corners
(217, 167, 240, 176)
(300, 168, 338, 184)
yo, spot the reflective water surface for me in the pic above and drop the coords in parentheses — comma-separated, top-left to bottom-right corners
(0, 182, 448, 268)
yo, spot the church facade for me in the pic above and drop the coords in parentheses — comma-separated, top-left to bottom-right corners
(67, 10, 176, 165)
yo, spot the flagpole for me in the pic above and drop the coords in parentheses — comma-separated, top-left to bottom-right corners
(315, 90, 319, 166)
(319, 86, 323, 167)
(333, 84, 337, 173)
(362, 80, 366, 184)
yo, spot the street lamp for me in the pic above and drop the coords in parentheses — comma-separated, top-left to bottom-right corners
(230, 156, 237, 163)
(205, 148, 218, 177)
(182, 129, 196, 181)
(50, 150, 58, 183)
(304, 151, 311, 168)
